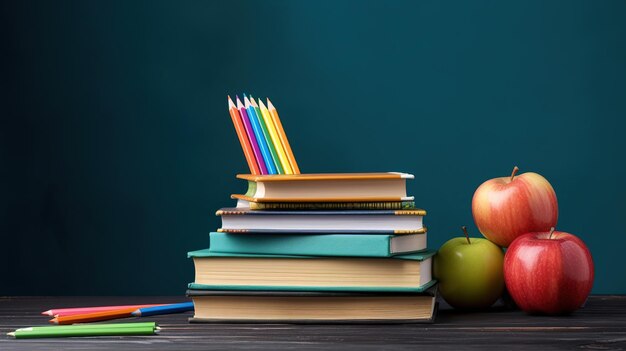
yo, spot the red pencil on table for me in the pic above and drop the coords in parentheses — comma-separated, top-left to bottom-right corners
(50, 307, 138, 325)
(42, 304, 164, 317)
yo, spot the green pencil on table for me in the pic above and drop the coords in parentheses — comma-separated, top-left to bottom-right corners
(7, 322, 159, 339)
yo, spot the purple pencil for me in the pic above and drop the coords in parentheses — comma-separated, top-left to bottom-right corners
(237, 96, 268, 174)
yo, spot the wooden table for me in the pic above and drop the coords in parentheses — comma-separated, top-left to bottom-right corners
(1, 296, 625, 350)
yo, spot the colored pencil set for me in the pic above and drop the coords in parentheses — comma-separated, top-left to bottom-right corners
(7, 302, 194, 338)
(228, 94, 300, 175)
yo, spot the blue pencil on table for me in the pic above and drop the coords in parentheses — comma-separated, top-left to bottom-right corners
(131, 302, 194, 317)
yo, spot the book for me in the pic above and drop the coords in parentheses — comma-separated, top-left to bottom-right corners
(216, 208, 426, 234)
(235, 198, 417, 210)
(208, 232, 427, 257)
(188, 249, 435, 291)
(233, 172, 414, 202)
(187, 288, 438, 323)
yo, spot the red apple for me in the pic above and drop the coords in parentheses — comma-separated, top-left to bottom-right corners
(472, 166, 558, 247)
(504, 228, 594, 314)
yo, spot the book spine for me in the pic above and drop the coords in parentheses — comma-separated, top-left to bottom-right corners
(249, 201, 416, 210)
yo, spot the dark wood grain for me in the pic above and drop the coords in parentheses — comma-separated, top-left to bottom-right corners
(1, 296, 625, 350)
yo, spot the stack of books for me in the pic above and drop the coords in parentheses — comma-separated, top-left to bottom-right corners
(187, 172, 438, 323)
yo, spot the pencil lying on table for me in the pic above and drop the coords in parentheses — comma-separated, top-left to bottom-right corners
(42, 304, 164, 317)
(8, 322, 159, 339)
(50, 307, 138, 325)
(131, 302, 194, 317)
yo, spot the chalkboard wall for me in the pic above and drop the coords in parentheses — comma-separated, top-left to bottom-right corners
(2, 0, 625, 294)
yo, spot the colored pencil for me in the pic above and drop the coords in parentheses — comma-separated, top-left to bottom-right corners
(258, 99, 293, 174)
(42, 304, 164, 317)
(228, 96, 260, 174)
(8, 323, 159, 339)
(50, 307, 138, 325)
(267, 98, 300, 173)
(237, 96, 268, 174)
(245, 95, 277, 174)
(131, 302, 194, 317)
(17, 322, 158, 331)
(250, 96, 284, 174)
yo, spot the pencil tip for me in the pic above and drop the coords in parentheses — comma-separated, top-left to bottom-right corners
(267, 98, 274, 110)
(131, 310, 140, 317)
(50, 318, 59, 324)
(41, 310, 52, 316)
(7, 332, 15, 337)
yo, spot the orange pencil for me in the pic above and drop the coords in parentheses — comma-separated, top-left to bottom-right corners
(266, 98, 300, 174)
(42, 304, 164, 317)
(229, 96, 260, 174)
(50, 307, 137, 325)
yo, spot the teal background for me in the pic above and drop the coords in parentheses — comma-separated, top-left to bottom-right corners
(2, 0, 625, 294)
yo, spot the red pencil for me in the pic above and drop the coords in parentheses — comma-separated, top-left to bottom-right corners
(41, 304, 165, 317)
(50, 307, 138, 325)
(229, 96, 261, 174)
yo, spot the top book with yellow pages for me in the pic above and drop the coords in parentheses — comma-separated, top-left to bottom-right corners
(232, 172, 415, 203)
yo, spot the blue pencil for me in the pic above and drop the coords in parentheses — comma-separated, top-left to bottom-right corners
(131, 302, 194, 317)
(244, 95, 277, 174)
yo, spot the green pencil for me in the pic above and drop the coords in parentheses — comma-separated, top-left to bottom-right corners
(8, 322, 159, 339)
(14, 322, 157, 331)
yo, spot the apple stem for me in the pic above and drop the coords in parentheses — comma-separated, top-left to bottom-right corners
(461, 226, 471, 245)
(510, 166, 519, 182)
(548, 227, 555, 239)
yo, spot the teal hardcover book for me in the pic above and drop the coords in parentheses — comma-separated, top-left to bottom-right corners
(188, 249, 435, 292)
(208, 232, 427, 257)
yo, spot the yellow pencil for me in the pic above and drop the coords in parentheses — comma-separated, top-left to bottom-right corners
(258, 99, 293, 174)
(266, 98, 300, 174)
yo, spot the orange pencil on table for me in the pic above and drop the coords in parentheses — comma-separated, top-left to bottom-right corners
(266, 98, 300, 174)
(50, 307, 137, 325)
(228, 96, 260, 174)
(42, 304, 164, 317)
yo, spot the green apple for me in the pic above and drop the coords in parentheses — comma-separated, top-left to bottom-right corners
(433, 226, 505, 309)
